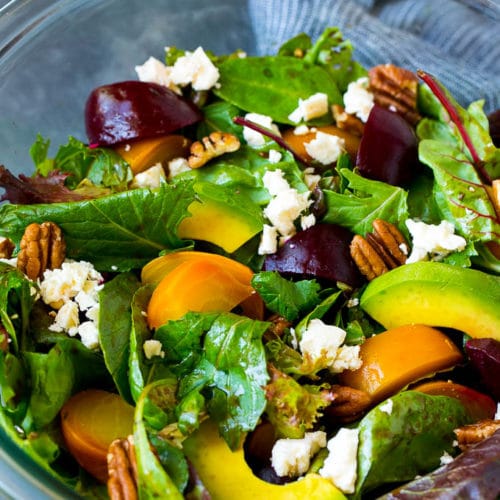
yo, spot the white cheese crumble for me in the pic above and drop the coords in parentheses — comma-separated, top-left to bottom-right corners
(319, 428, 359, 494)
(293, 124, 310, 135)
(40, 260, 103, 349)
(131, 163, 166, 189)
(271, 431, 327, 477)
(264, 188, 311, 237)
(268, 149, 282, 164)
(304, 132, 345, 165)
(494, 402, 500, 420)
(143, 339, 165, 360)
(378, 398, 394, 415)
(439, 451, 454, 466)
(259, 169, 315, 254)
(135, 56, 181, 94)
(288, 93, 329, 123)
(169, 47, 220, 91)
(343, 77, 374, 123)
(242, 112, 281, 148)
(258, 224, 278, 255)
(168, 157, 191, 179)
(303, 167, 321, 190)
(299, 318, 362, 373)
(405, 219, 467, 263)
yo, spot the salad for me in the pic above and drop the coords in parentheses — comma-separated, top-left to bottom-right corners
(0, 26, 499, 499)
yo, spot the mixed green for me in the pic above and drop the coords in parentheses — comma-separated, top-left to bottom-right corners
(0, 26, 498, 499)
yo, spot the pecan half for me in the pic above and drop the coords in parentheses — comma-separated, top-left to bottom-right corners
(17, 222, 66, 280)
(0, 237, 15, 259)
(332, 104, 364, 137)
(454, 419, 500, 451)
(107, 436, 138, 500)
(350, 219, 409, 281)
(324, 385, 371, 423)
(188, 131, 240, 169)
(369, 64, 421, 125)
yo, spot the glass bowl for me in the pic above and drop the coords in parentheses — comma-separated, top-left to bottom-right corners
(0, 2, 253, 496)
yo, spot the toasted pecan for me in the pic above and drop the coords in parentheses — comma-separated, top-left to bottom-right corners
(188, 131, 240, 168)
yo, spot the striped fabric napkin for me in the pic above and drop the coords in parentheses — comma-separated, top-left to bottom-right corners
(248, 0, 500, 113)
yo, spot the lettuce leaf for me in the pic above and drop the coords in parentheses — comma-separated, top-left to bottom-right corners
(251, 271, 321, 322)
(322, 168, 409, 236)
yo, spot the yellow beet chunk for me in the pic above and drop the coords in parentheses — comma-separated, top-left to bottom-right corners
(339, 324, 463, 404)
(115, 134, 191, 174)
(141, 250, 254, 286)
(146, 257, 255, 329)
(60, 389, 135, 483)
(183, 420, 345, 500)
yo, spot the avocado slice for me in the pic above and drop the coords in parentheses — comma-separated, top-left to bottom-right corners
(183, 420, 345, 500)
(360, 262, 500, 341)
(177, 182, 263, 253)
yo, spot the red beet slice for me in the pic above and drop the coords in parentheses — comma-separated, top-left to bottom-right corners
(356, 104, 418, 186)
(85, 81, 203, 146)
(264, 223, 363, 287)
(465, 338, 500, 400)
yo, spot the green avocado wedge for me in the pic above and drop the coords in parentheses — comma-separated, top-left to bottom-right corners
(360, 262, 500, 341)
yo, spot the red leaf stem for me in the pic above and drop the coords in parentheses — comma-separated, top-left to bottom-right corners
(417, 70, 491, 184)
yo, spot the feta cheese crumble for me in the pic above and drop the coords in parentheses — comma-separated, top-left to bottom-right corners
(405, 219, 467, 263)
(494, 402, 500, 420)
(378, 398, 393, 415)
(319, 428, 359, 494)
(242, 113, 281, 148)
(343, 77, 374, 123)
(268, 149, 282, 164)
(169, 47, 220, 91)
(131, 163, 166, 189)
(168, 157, 191, 179)
(258, 224, 279, 255)
(439, 451, 454, 466)
(271, 431, 327, 477)
(143, 339, 165, 360)
(288, 92, 329, 123)
(299, 318, 362, 373)
(40, 260, 103, 349)
(135, 56, 181, 94)
(304, 132, 345, 165)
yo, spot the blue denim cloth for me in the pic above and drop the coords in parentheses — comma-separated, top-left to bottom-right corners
(248, 0, 500, 113)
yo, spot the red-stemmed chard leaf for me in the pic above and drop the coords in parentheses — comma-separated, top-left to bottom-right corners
(233, 116, 311, 166)
(0, 165, 92, 204)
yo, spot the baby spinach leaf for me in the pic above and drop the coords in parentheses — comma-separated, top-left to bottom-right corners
(354, 391, 473, 497)
(134, 380, 184, 499)
(0, 263, 35, 353)
(129, 284, 154, 403)
(304, 26, 367, 93)
(278, 32, 313, 57)
(251, 271, 321, 322)
(215, 56, 342, 124)
(0, 180, 196, 271)
(177, 145, 307, 205)
(322, 168, 409, 236)
(419, 140, 500, 243)
(196, 101, 244, 140)
(99, 272, 141, 404)
(382, 429, 500, 499)
(0, 352, 28, 423)
(179, 313, 269, 450)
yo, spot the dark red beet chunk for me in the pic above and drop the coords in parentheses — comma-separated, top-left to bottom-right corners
(465, 338, 500, 400)
(264, 223, 363, 287)
(488, 109, 500, 147)
(356, 105, 418, 186)
(85, 81, 203, 146)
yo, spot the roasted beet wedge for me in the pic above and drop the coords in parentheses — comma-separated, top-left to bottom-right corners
(264, 223, 363, 287)
(85, 81, 203, 146)
(356, 104, 418, 186)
